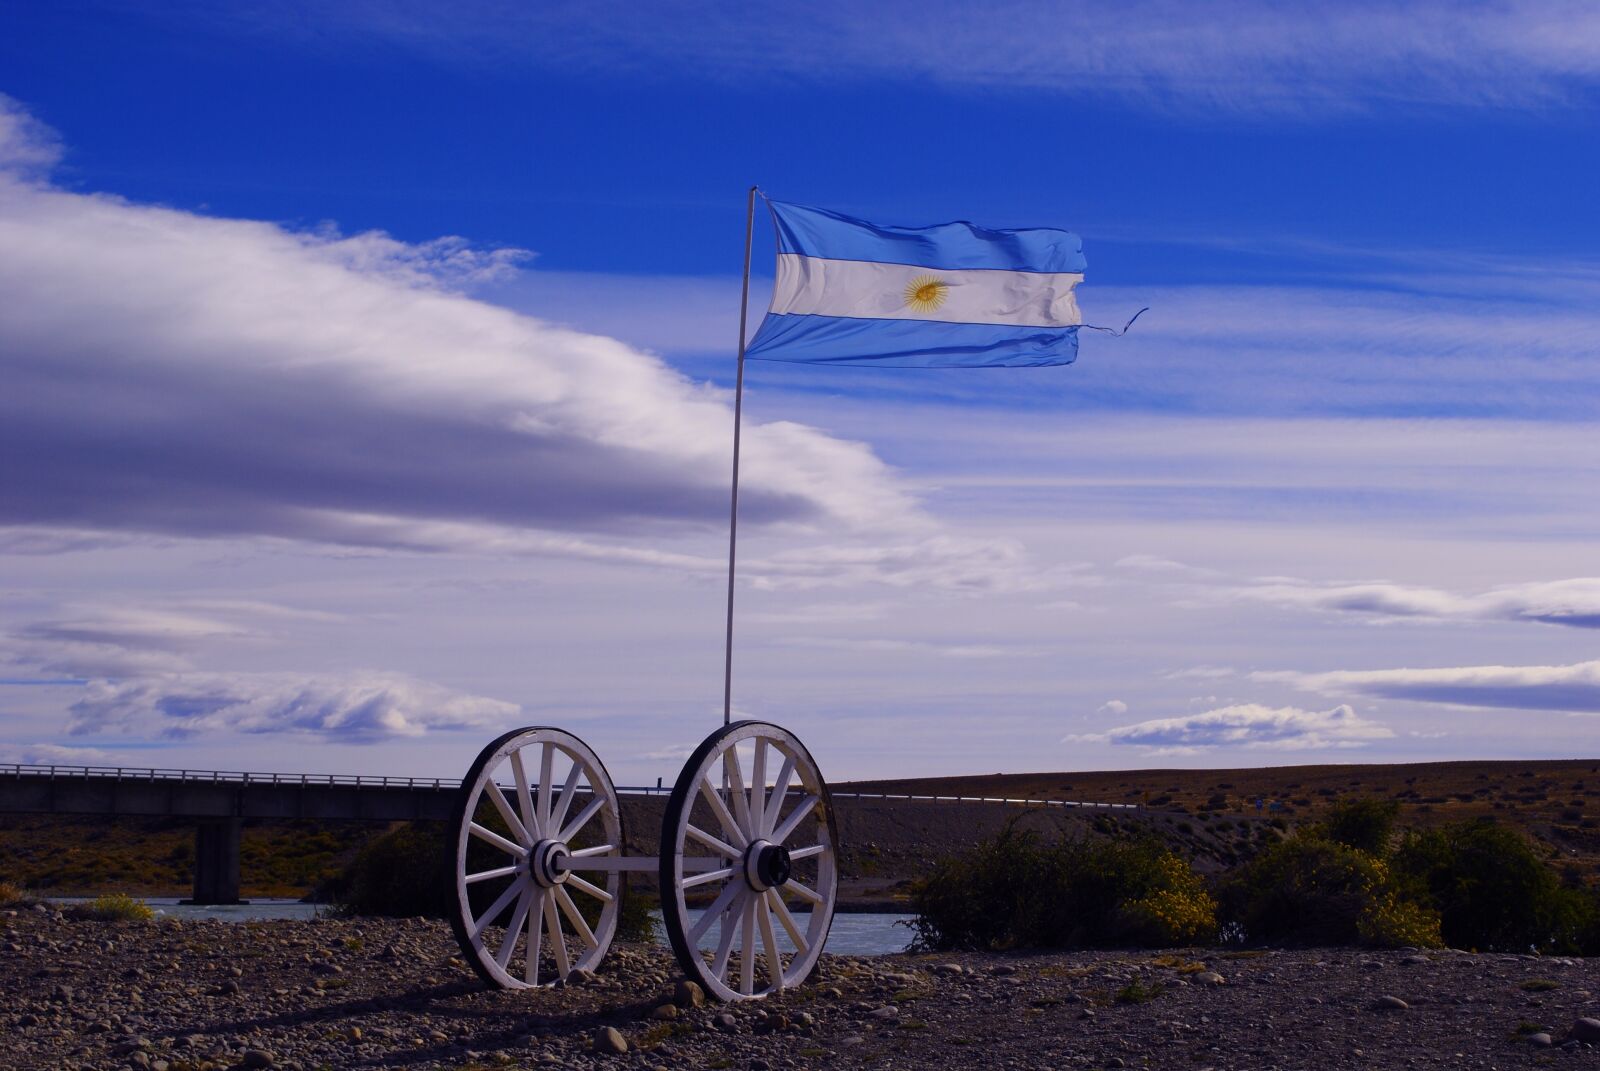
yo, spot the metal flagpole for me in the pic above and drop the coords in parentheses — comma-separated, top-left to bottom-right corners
(722, 186, 758, 726)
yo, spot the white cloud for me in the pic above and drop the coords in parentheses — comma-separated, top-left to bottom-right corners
(214, 2, 1600, 116)
(68, 672, 519, 740)
(1096, 699, 1128, 716)
(0, 97, 920, 562)
(1259, 660, 1600, 715)
(0, 742, 118, 766)
(1239, 577, 1600, 630)
(1073, 702, 1393, 751)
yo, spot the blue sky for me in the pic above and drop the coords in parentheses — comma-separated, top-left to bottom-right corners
(1, 2, 1598, 782)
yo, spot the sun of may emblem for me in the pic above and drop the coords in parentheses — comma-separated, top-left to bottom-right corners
(904, 274, 950, 313)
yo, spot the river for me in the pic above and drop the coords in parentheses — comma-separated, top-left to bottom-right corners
(63, 898, 917, 955)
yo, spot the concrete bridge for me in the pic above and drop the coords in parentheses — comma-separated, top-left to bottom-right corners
(0, 763, 472, 904)
(0, 762, 1141, 905)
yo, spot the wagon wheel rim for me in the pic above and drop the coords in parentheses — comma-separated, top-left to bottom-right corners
(659, 720, 838, 1001)
(447, 726, 623, 989)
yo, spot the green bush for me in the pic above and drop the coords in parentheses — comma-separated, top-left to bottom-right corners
(329, 823, 455, 918)
(909, 823, 1216, 951)
(1394, 819, 1598, 954)
(1318, 798, 1401, 856)
(1218, 833, 1440, 948)
(68, 893, 155, 922)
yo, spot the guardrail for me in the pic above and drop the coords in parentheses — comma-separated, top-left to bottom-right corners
(0, 763, 463, 790)
(0, 763, 1137, 810)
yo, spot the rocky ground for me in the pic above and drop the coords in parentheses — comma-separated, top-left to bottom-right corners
(3, 904, 1598, 1070)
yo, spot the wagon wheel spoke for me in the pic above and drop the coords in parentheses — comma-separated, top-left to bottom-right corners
(464, 863, 522, 885)
(471, 879, 526, 943)
(750, 737, 768, 838)
(738, 893, 757, 996)
(555, 886, 598, 949)
(496, 888, 535, 969)
(544, 890, 571, 979)
(548, 760, 584, 835)
(484, 780, 532, 847)
(469, 822, 526, 859)
(524, 890, 545, 985)
(536, 740, 555, 833)
(788, 844, 826, 861)
(782, 878, 824, 906)
(710, 889, 745, 980)
(772, 794, 817, 845)
(767, 889, 808, 956)
(509, 749, 540, 839)
(560, 796, 605, 843)
(724, 747, 754, 841)
(681, 866, 736, 889)
(698, 775, 748, 849)
(686, 823, 739, 859)
(757, 891, 784, 991)
(564, 872, 613, 903)
(762, 753, 796, 835)
(688, 881, 743, 947)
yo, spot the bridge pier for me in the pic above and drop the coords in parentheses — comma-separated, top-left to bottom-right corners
(182, 818, 246, 905)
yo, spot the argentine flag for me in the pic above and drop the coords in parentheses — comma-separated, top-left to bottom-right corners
(745, 200, 1087, 368)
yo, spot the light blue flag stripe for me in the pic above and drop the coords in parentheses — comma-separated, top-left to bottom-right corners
(769, 200, 1086, 274)
(747, 313, 1078, 368)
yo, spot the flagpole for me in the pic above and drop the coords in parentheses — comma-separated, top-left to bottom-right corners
(723, 185, 758, 726)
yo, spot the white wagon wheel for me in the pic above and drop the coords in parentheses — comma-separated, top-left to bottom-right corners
(447, 726, 631, 989)
(659, 721, 839, 1001)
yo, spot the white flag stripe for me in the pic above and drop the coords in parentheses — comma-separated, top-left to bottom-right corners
(770, 254, 1083, 328)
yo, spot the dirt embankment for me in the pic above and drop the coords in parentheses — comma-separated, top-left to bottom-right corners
(2, 907, 1597, 1070)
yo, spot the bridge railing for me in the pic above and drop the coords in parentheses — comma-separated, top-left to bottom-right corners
(0, 764, 1137, 810)
(0, 763, 465, 791)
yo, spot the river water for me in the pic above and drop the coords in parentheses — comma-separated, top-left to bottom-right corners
(64, 898, 917, 956)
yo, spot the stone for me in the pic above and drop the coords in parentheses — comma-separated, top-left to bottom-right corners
(1400, 955, 1429, 966)
(1528, 1033, 1553, 1047)
(867, 1005, 899, 1020)
(217, 980, 240, 996)
(240, 1050, 276, 1069)
(592, 1026, 628, 1055)
(1194, 972, 1226, 986)
(1567, 1018, 1600, 1044)
(713, 1012, 737, 1032)
(128, 1052, 150, 1070)
(672, 979, 705, 1008)
(649, 1004, 678, 1021)
(343, 1027, 362, 1042)
(564, 968, 598, 987)
(1373, 995, 1408, 1011)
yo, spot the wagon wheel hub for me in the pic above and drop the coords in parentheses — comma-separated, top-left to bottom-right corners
(530, 839, 571, 888)
(743, 839, 792, 891)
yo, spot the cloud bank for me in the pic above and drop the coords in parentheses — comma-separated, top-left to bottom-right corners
(0, 97, 916, 559)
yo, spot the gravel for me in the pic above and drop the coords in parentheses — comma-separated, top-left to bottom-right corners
(0, 908, 1596, 1069)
